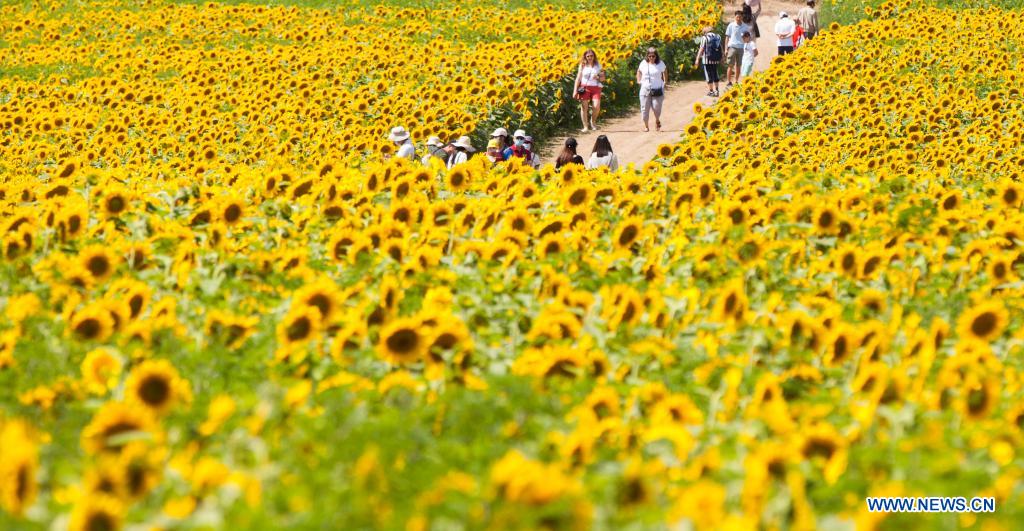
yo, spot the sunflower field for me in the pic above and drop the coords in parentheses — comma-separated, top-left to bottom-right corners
(3, 0, 1024, 529)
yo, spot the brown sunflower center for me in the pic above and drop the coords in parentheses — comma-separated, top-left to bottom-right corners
(386, 328, 419, 354)
(224, 204, 242, 223)
(85, 510, 117, 531)
(87, 255, 111, 278)
(618, 225, 639, 247)
(138, 375, 171, 407)
(286, 316, 313, 341)
(75, 318, 102, 340)
(970, 311, 997, 338)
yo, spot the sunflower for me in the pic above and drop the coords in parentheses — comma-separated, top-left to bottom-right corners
(326, 228, 358, 262)
(812, 205, 840, 235)
(712, 281, 747, 324)
(856, 289, 887, 316)
(562, 184, 591, 210)
(276, 306, 323, 347)
(293, 278, 344, 323)
(81, 401, 158, 455)
(797, 423, 848, 485)
(125, 359, 187, 415)
(998, 181, 1022, 208)
(446, 168, 469, 191)
(962, 377, 999, 421)
(537, 233, 565, 259)
(79, 245, 118, 283)
(613, 217, 643, 250)
(377, 317, 431, 365)
(956, 301, 1008, 343)
(0, 420, 38, 516)
(102, 189, 130, 218)
(824, 324, 856, 366)
(986, 255, 1016, 284)
(219, 197, 246, 225)
(71, 305, 116, 342)
(833, 244, 860, 277)
(69, 493, 123, 531)
(81, 348, 123, 396)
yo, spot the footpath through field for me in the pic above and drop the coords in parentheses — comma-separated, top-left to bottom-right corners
(541, 0, 805, 168)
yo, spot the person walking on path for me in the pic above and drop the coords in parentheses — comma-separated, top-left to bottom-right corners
(694, 27, 723, 98)
(724, 10, 750, 88)
(636, 47, 668, 132)
(573, 50, 605, 132)
(586, 135, 619, 171)
(744, 0, 762, 38)
(797, 0, 819, 41)
(775, 11, 797, 55)
(555, 137, 585, 171)
(388, 126, 416, 161)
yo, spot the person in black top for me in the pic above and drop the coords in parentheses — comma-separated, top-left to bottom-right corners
(555, 137, 585, 170)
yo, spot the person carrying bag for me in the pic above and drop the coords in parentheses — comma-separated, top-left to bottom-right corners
(636, 47, 667, 132)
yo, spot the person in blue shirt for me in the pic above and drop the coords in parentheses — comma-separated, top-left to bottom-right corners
(502, 129, 533, 162)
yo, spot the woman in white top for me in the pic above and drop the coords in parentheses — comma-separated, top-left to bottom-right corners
(586, 135, 619, 172)
(447, 136, 475, 169)
(745, 0, 762, 38)
(573, 49, 605, 132)
(636, 47, 667, 132)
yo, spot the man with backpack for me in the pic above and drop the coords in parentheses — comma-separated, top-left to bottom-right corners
(694, 26, 723, 97)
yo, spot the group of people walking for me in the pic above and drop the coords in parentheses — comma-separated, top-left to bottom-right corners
(695, 0, 818, 96)
(387, 1, 819, 172)
(388, 124, 620, 173)
(388, 126, 544, 170)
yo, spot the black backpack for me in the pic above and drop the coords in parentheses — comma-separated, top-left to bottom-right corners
(705, 33, 722, 62)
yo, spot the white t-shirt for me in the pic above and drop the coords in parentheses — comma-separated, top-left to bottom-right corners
(586, 152, 619, 172)
(637, 61, 666, 90)
(725, 22, 750, 48)
(580, 64, 603, 87)
(447, 150, 468, 169)
(775, 18, 796, 47)
(396, 141, 416, 160)
(743, 41, 757, 63)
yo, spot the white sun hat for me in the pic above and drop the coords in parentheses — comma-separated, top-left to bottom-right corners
(425, 136, 443, 147)
(490, 127, 509, 137)
(780, 11, 789, 17)
(453, 136, 476, 152)
(513, 129, 527, 139)
(388, 126, 410, 142)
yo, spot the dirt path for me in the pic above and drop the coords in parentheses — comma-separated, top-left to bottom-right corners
(541, 0, 805, 168)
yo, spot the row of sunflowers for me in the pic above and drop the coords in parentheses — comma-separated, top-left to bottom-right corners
(0, 0, 718, 176)
(4, 1, 1024, 530)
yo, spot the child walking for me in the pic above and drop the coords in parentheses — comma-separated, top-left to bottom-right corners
(740, 31, 758, 81)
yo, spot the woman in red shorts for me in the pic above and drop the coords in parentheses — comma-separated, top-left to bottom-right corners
(573, 49, 605, 132)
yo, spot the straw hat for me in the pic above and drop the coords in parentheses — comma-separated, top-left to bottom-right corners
(453, 136, 475, 152)
(388, 126, 410, 142)
(425, 136, 443, 147)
